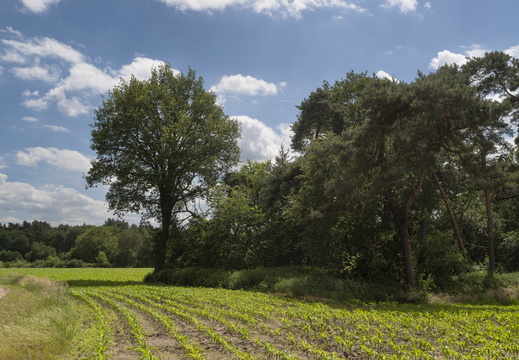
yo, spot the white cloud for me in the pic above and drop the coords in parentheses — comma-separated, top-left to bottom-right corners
(158, 0, 246, 11)
(462, 44, 487, 58)
(157, 0, 366, 18)
(11, 64, 60, 82)
(0, 27, 23, 39)
(382, 0, 417, 13)
(118, 57, 168, 81)
(429, 50, 468, 69)
(505, 45, 519, 58)
(0, 173, 110, 226)
(211, 74, 284, 96)
(23, 97, 49, 111)
(423, 2, 431, 10)
(19, 0, 61, 13)
(233, 115, 291, 160)
(62, 62, 118, 93)
(376, 70, 399, 82)
(22, 90, 39, 97)
(429, 45, 489, 70)
(1, 37, 84, 64)
(44, 125, 69, 132)
(1, 31, 168, 117)
(21, 116, 39, 122)
(14, 147, 91, 173)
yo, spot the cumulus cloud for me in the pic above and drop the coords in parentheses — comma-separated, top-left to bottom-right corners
(1, 36, 84, 64)
(157, 0, 366, 18)
(0, 173, 110, 226)
(505, 45, 519, 58)
(19, 0, 61, 13)
(233, 115, 292, 161)
(14, 147, 91, 173)
(118, 57, 174, 80)
(429, 50, 470, 69)
(376, 70, 399, 82)
(11, 64, 60, 82)
(211, 74, 285, 96)
(17, 0, 368, 18)
(0, 30, 166, 117)
(382, 0, 417, 13)
(429, 44, 519, 71)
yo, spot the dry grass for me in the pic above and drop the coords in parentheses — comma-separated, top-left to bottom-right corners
(0, 275, 80, 360)
(427, 285, 519, 305)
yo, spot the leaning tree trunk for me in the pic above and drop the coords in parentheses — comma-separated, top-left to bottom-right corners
(483, 188, 496, 274)
(432, 171, 467, 259)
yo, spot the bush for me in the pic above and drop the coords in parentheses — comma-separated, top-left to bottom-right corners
(0, 250, 22, 262)
(64, 259, 85, 268)
(96, 251, 111, 267)
(416, 230, 470, 291)
(499, 231, 519, 271)
(6, 259, 31, 268)
(145, 266, 408, 303)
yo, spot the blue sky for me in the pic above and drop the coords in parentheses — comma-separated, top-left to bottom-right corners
(0, 0, 518, 225)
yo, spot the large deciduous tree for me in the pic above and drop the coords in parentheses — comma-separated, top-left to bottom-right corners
(86, 64, 240, 271)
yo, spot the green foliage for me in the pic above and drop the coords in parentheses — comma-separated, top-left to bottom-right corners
(86, 64, 241, 270)
(95, 251, 111, 267)
(499, 231, 519, 271)
(416, 230, 470, 290)
(145, 266, 407, 302)
(25, 241, 57, 262)
(72, 227, 118, 264)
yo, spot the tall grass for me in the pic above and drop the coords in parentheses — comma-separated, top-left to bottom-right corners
(0, 275, 80, 359)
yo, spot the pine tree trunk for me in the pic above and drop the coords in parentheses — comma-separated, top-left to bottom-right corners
(432, 171, 467, 259)
(385, 190, 416, 288)
(483, 188, 495, 274)
(398, 216, 416, 288)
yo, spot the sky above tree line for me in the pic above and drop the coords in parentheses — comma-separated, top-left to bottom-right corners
(0, 0, 518, 226)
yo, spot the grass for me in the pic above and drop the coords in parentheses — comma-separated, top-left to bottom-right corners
(0, 274, 80, 360)
(0, 268, 152, 360)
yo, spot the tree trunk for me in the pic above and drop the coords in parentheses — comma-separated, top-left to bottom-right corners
(483, 188, 495, 274)
(385, 190, 416, 288)
(432, 171, 467, 259)
(155, 208, 172, 272)
(398, 215, 416, 288)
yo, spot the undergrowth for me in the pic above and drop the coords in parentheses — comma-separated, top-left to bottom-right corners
(145, 266, 519, 304)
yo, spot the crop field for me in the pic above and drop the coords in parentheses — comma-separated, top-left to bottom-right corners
(2, 268, 519, 359)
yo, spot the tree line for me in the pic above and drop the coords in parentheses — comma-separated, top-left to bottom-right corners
(153, 52, 519, 289)
(0, 219, 155, 268)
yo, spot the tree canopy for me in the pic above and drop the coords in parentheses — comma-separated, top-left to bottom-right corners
(86, 64, 240, 270)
